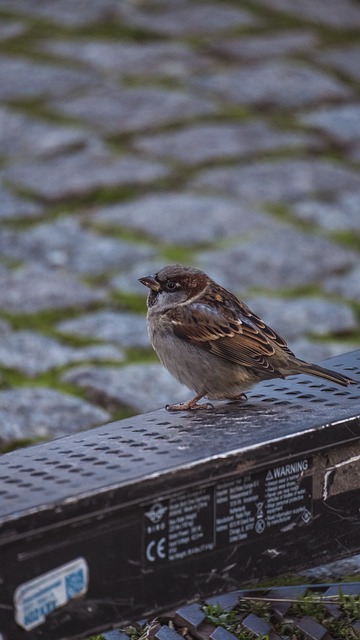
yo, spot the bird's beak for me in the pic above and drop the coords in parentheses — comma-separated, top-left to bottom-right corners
(138, 275, 161, 292)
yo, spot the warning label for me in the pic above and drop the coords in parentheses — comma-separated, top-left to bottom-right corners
(216, 457, 312, 546)
(265, 459, 312, 528)
(142, 457, 312, 566)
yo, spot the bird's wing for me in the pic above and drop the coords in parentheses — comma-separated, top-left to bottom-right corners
(166, 297, 294, 375)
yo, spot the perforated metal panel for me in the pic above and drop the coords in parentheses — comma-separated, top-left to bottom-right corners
(1, 350, 360, 640)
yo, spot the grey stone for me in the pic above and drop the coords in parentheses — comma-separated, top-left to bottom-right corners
(323, 265, 360, 299)
(0, 319, 10, 332)
(51, 87, 217, 134)
(0, 106, 92, 159)
(175, 604, 206, 628)
(252, 0, 360, 27)
(0, 0, 120, 27)
(154, 627, 182, 640)
(198, 227, 359, 290)
(350, 142, 360, 161)
(245, 295, 357, 341)
(57, 311, 149, 349)
(3, 149, 169, 201)
(300, 554, 360, 581)
(0, 265, 106, 313)
(42, 40, 210, 79)
(133, 121, 320, 165)
(192, 61, 350, 108)
(299, 104, 360, 145)
(91, 192, 275, 246)
(296, 617, 328, 639)
(0, 21, 26, 41)
(0, 54, 99, 100)
(242, 614, 271, 637)
(0, 328, 124, 376)
(292, 192, 360, 234)
(62, 364, 191, 413)
(110, 259, 167, 296)
(0, 387, 110, 444)
(286, 339, 357, 364)
(213, 30, 318, 61)
(318, 45, 360, 82)
(123, 3, 258, 35)
(0, 187, 43, 221)
(0, 217, 155, 274)
(192, 159, 360, 204)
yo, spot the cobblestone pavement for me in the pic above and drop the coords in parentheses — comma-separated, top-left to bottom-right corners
(0, 0, 360, 447)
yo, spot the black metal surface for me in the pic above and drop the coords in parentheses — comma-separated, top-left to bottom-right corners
(0, 351, 360, 640)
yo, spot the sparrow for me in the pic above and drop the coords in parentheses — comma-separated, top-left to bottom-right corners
(139, 264, 355, 411)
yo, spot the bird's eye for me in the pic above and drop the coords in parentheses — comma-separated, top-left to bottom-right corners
(164, 280, 178, 291)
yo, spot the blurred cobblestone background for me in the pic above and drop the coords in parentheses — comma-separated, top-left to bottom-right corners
(0, 0, 360, 448)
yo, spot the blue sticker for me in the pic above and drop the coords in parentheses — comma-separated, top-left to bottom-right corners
(14, 558, 89, 631)
(65, 568, 86, 600)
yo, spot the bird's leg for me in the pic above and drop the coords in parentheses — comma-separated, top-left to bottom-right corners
(166, 392, 214, 411)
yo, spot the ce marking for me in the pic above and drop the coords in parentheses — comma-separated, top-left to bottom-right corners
(146, 537, 166, 562)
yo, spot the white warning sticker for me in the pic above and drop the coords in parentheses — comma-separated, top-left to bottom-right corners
(14, 557, 89, 631)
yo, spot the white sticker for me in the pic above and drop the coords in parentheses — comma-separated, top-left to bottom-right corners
(14, 557, 89, 631)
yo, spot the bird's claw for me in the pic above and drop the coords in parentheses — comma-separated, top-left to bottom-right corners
(234, 393, 247, 402)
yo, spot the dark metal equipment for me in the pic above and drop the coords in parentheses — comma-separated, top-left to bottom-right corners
(1, 350, 360, 640)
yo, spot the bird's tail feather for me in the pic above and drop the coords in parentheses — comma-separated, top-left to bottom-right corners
(291, 361, 356, 387)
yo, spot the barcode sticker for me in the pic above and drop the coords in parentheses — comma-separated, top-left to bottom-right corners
(14, 557, 89, 631)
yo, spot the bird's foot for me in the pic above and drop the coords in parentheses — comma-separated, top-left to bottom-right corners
(166, 393, 213, 411)
(166, 401, 214, 411)
(234, 393, 248, 401)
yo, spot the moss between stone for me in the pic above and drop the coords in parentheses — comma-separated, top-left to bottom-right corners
(0, 306, 103, 336)
(330, 230, 360, 253)
(110, 291, 149, 314)
(7, 96, 83, 126)
(124, 347, 157, 365)
(0, 436, 48, 454)
(88, 223, 156, 248)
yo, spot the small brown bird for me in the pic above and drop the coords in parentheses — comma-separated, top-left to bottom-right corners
(139, 265, 355, 411)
